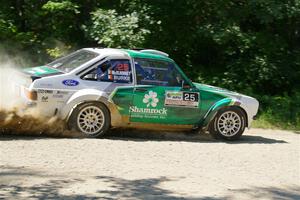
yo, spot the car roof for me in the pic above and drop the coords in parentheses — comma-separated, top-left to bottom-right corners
(73, 47, 191, 85)
(124, 49, 173, 62)
(83, 48, 128, 57)
(84, 48, 174, 62)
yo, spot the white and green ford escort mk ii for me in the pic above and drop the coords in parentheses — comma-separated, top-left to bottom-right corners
(17, 48, 259, 140)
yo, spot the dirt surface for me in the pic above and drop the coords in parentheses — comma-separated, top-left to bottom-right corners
(0, 128, 300, 200)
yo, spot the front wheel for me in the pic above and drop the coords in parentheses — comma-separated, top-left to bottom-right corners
(209, 107, 246, 140)
(68, 102, 110, 138)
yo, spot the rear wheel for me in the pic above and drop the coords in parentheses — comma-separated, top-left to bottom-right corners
(209, 107, 246, 140)
(68, 102, 110, 138)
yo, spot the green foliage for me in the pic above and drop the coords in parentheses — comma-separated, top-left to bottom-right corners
(253, 92, 300, 130)
(0, 19, 16, 38)
(83, 9, 150, 48)
(42, 1, 79, 13)
(41, 0, 80, 42)
(180, 0, 300, 97)
(46, 44, 71, 58)
(0, 0, 299, 129)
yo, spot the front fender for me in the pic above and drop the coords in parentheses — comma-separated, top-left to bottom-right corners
(201, 98, 241, 127)
(60, 89, 109, 120)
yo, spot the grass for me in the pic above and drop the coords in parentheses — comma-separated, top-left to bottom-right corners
(252, 114, 300, 131)
(249, 92, 300, 131)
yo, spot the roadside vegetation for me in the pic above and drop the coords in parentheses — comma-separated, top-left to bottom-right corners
(0, 1, 299, 130)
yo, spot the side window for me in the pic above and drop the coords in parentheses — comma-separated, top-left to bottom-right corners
(82, 59, 132, 84)
(134, 59, 183, 87)
(82, 61, 110, 81)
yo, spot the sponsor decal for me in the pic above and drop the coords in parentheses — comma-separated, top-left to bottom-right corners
(56, 90, 69, 95)
(129, 106, 167, 119)
(143, 91, 159, 107)
(165, 91, 199, 107)
(116, 63, 129, 71)
(37, 89, 53, 94)
(35, 68, 47, 73)
(27, 70, 35, 74)
(129, 106, 167, 115)
(52, 90, 69, 98)
(107, 63, 131, 83)
(108, 69, 131, 82)
(62, 79, 79, 86)
(24, 66, 60, 76)
(41, 96, 48, 102)
(129, 91, 167, 119)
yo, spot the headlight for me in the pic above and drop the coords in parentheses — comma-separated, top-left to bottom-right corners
(24, 88, 37, 101)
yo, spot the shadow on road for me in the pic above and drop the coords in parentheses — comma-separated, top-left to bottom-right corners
(294, 130, 300, 134)
(0, 166, 299, 200)
(105, 129, 288, 144)
(225, 135, 287, 144)
(0, 129, 287, 144)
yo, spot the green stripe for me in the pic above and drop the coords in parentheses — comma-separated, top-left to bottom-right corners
(123, 49, 173, 62)
(23, 66, 61, 76)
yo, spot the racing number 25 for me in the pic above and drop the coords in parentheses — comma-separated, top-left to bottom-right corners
(183, 92, 198, 102)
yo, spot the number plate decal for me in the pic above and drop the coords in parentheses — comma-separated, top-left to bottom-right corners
(165, 91, 199, 108)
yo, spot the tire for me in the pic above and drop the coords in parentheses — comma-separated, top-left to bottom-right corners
(68, 102, 110, 138)
(209, 107, 246, 140)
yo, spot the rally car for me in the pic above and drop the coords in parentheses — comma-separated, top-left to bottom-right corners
(17, 48, 259, 140)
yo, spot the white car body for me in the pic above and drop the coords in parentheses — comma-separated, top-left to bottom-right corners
(14, 48, 259, 139)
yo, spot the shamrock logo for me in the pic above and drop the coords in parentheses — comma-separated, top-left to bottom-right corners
(143, 91, 159, 107)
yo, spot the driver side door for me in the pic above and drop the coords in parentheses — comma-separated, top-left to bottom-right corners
(130, 58, 201, 125)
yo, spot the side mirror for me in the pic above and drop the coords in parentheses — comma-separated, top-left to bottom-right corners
(83, 74, 96, 79)
(182, 80, 191, 89)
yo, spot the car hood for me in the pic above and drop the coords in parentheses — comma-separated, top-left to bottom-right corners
(193, 82, 243, 99)
(22, 66, 63, 77)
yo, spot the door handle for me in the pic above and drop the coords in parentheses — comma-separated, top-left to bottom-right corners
(135, 88, 148, 92)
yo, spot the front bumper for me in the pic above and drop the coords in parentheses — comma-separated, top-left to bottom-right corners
(240, 95, 259, 127)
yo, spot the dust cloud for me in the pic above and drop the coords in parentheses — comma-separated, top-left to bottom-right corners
(0, 49, 77, 137)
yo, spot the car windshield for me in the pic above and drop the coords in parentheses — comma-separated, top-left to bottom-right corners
(47, 50, 99, 73)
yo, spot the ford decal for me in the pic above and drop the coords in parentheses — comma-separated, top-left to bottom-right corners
(62, 79, 79, 86)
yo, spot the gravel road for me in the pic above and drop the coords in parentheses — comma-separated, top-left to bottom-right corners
(1, 128, 300, 200)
